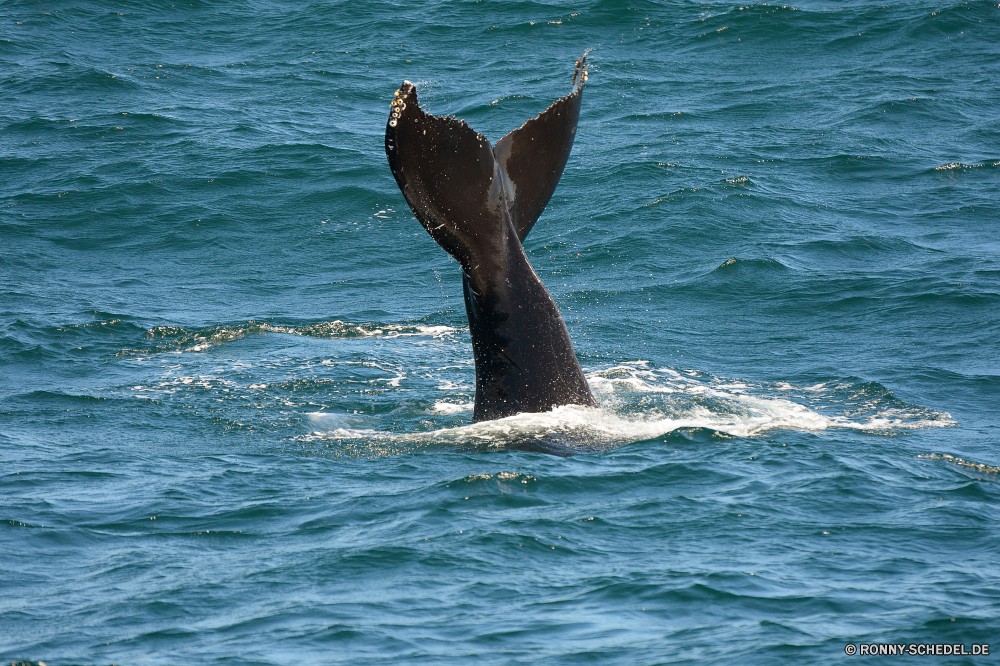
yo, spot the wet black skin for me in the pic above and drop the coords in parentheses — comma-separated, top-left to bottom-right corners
(385, 55, 596, 422)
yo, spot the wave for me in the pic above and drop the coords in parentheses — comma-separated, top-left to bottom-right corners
(933, 161, 1000, 171)
(1, 315, 149, 361)
(708, 256, 790, 276)
(917, 453, 1000, 477)
(131, 319, 460, 355)
(306, 363, 955, 456)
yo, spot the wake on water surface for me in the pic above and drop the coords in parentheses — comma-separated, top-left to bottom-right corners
(119, 319, 954, 457)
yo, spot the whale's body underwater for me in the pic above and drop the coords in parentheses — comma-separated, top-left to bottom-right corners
(385, 55, 596, 423)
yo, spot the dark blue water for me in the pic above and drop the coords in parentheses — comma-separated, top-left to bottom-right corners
(3, 1, 999, 663)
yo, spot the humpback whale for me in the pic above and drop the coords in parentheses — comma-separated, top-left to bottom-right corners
(385, 55, 597, 422)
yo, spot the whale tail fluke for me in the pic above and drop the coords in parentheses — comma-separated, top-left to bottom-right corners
(384, 54, 588, 256)
(384, 54, 597, 422)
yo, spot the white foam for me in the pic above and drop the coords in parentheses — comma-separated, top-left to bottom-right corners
(436, 380, 468, 391)
(159, 320, 461, 353)
(432, 401, 474, 414)
(306, 362, 955, 449)
(830, 414, 956, 432)
(257, 321, 458, 340)
(307, 412, 371, 431)
(918, 453, 1000, 475)
(379, 372, 406, 387)
(309, 398, 825, 446)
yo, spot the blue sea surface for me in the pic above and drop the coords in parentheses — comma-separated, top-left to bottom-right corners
(2, 1, 999, 663)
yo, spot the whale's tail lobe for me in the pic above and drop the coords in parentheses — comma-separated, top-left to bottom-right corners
(384, 81, 500, 276)
(494, 55, 587, 242)
(385, 55, 596, 422)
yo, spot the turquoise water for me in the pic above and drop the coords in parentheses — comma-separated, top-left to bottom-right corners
(3, 1, 999, 663)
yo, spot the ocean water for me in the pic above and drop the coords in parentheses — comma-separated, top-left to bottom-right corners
(2, 0, 999, 663)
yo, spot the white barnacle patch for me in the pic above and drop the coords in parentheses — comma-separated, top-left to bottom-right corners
(389, 119, 397, 127)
